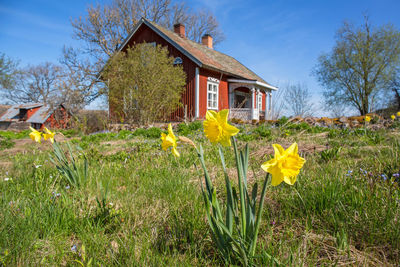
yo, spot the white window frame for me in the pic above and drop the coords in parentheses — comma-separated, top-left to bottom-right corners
(258, 92, 262, 111)
(207, 81, 219, 110)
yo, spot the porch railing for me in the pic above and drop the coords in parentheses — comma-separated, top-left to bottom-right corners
(229, 108, 252, 121)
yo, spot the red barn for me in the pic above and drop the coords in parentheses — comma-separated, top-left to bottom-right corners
(110, 18, 277, 121)
(0, 103, 71, 130)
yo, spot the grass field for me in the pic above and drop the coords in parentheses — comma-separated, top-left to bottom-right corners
(0, 120, 399, 266)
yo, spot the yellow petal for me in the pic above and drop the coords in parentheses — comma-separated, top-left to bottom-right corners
(29, 131, 42, 143)
(269, 166, 284, 186)
(43, 134, 54, 143)
(217, 109, 229, 124)
(262, 143, 306, 186)
(286, 142, 298, 155)
(204, 120, 221, 143)
(168, 123, 173, 135)
(223, 123, 239, 136)
(206, 110, 217, 121)
(261, 158, 277, 173)
(219, 135, 231, 147)
(283, 175, 297, 185)
(272, 144, 284, 158)
(172, 147, 180, 157)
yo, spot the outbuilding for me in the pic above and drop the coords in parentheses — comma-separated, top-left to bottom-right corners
(0, 103, 71, 130)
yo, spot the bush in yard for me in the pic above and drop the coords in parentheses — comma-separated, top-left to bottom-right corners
(103, 43, 186, 125)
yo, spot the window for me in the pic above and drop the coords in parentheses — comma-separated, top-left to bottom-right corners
(207, 81, 219, 109)
(173, 57, 183, 65)
(258, 92, 262, 110)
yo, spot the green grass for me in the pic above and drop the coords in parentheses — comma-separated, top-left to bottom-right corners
(0, 122, 399, 266)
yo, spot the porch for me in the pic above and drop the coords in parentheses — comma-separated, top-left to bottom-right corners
(227, 79, 276, 121)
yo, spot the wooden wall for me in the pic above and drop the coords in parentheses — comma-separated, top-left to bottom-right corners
(198, 68, 229, 118)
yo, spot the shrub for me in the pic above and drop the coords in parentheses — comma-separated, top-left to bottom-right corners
(0, 130, 30, 140)
(132, 127, 162, 138)
(177, 121, 203, 136)
(253, 125, 272, 139)
(59, 129, 79, 138)
(0, 136, 14, 150)
(277, 116, 289, 125)
(116, 130, 133, 139)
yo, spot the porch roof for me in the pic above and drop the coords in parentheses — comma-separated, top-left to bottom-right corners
(227, 79, 278, 91)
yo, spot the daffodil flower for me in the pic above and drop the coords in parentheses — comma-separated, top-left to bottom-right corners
(391, 115, 396, 120)
(261, 143, 306, 186)
(43, 127, 55, 143)
(203, 109, 239, 147)
(365, 115, 371, 122)
(160, 123, 180, 157)
(29, 127, 42, 143)
(397, 111, 400, 117)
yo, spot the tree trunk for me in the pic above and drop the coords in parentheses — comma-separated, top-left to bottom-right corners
(393, 88, 400, 110)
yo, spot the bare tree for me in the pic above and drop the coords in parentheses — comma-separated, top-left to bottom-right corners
(70, 0, 224, 62)
(1, 62, 62, 104)
(328, 103, 349, 118)
(0, 52, 19, 93)
(63, 0, 224, 106)
(270, 85, 286, 119)
(59, 47, 105, 112)
(283, 83, 315, 117)
(387, 67, 400, 109)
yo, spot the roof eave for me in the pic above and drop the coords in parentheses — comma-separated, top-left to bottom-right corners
(119, 18, 203, 67)
(227, 78, 278, 91)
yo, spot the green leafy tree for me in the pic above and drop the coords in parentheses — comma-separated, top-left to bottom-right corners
(313, 17, 400, 115)
(103, 43, 186, 124)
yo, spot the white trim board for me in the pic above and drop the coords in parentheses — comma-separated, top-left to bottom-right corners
(227, 79, 278, 91)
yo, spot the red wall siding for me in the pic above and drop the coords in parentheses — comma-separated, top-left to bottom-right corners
(110, 24, 198, 121)
(26, 107, 41, 120)
(198, 68, 229, 118)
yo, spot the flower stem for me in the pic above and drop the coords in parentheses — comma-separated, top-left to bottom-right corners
(250, 173, 270, 256)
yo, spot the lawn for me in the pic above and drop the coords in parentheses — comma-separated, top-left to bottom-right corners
(0, 120, 399, 266)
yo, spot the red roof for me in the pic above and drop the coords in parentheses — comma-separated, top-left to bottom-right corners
(119, 18, 275, 87)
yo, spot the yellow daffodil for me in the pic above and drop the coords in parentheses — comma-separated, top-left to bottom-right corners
(160, 123, 179, 157)
(203, 109, 239, 147)
(397, 111, 400, 117)
(261, 143, 306, 186)
(29, 127, 42, 143)
(365, 115, 371, 122)
(391, 114, 396, 120)
(43, 127, 55, 143)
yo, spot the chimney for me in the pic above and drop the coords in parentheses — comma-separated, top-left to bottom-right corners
(173, 23, 185, 38)
(202, 34, 213, 49)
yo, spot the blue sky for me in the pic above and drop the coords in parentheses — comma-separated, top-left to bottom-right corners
(1, 0, 400, 114)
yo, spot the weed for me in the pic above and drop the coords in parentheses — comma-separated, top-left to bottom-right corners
(320, 147, 341, 162)
(0, 136, 15, 150)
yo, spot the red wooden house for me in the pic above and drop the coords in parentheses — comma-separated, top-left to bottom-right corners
(111, 18, 277, 121)
(0, 103, 71, 130)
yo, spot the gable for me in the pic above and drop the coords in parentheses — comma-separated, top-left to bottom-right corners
(118, 18, 276, 89)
